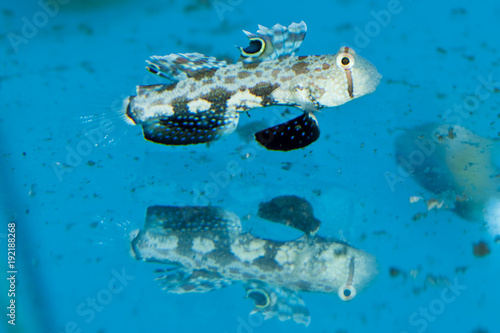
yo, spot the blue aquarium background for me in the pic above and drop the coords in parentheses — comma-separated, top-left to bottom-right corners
(1, 0, 499, 332)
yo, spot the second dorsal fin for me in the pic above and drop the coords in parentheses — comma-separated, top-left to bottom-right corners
(146, 53, 227, 82)
(238, 21, 307, 63)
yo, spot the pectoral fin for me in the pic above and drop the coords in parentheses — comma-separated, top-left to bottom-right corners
(254, 113, 320, 151)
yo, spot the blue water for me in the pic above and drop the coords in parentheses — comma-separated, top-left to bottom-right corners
(1, 0, 499, 332)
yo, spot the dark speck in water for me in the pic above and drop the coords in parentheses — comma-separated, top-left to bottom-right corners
(471, 329, 488, 333)
(473, 241, 490, 257)
(3, 9, 14, 17)
(183, 0, 210, 12)
(281, 162, 292, 171)
(451, 7, 467, 16)
(312, 189, 321, 196)
(436, 47, 447, 54)
(78, 23, 93, 35)
(389, 267, 402, 277)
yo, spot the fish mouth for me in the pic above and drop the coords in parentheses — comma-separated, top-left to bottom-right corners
(353, 69, 382, 98)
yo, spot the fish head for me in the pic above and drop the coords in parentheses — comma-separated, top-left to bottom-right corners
(316, 244, 378, 301)
(317, 47, 381, 107)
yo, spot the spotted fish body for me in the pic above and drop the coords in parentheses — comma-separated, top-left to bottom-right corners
(131, 198, 378, 325)
(124, 22, 381, 151)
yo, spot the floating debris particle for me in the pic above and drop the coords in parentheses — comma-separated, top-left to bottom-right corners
(450, 7, 467, 16)
(409, 269, 419, 279)
(426, 198, 444, 210)
(281, 162, 292, 171)
(471, 329, 489, 333)
(389, 267, 401, 278)
(87, 160, 96, 166)
(29, 184, 37, 197)
(473, 241, 490, 257)
(411, 213, 426, 222)
(409, 196, 422, 204)
(436, 47, 447, 54)
(426, 274, 449, 286)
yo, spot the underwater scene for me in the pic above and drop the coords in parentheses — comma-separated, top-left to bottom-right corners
(1, 0, 499, 332)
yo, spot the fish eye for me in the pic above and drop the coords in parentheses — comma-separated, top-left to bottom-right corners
(240, 37, 266, 57)
(338, 284, 357, 301)
(336, 47, 356, 70)
(246, 288, 270, 308)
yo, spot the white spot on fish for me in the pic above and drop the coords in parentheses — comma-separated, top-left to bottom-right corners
(275, 244, 297, 266)
(230, 239, 266, 262)
(227, 90, 263, 109)
(191, 237, 215, 254)
(187, 99, 212, 113)
(158, 235, 178, 250)
(150, 104, 174, 117)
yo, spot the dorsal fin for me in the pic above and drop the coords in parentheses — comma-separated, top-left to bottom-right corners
(146, 53, 227, 82)
(238, 21, 307, 63)
(145, 206, 242, 237)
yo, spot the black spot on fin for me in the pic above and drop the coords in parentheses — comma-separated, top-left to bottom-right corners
(145, 206, 242, 235)
(257, 195, 321, 235)
(155, 267, 234, 293)
(142, 111, 239, 145)
(254, 113, 319, 151)
(244, 281, 310, 326)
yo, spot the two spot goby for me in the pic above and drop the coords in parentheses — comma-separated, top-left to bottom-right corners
(131, 196, 378, 326)
(123, 21, 381, 151)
